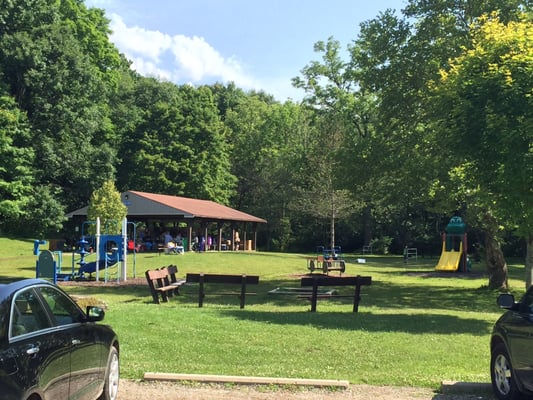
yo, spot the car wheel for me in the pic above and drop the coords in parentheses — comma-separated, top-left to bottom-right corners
(99, 346, 119, 400)
(491, 343, 521, 400)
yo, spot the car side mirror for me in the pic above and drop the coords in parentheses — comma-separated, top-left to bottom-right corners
(497, 293, 516, 309)
(86, 306, 105, 322)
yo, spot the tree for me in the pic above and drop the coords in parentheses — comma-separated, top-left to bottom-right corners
(87, 180, 127, 235)
(116, 79, 236, 204)
(293, 38, 366, 250)
(224, 94, 312, 250)
(20, 185, 66, 238)
(432, 12, 533, 288)
(0, 94, 35, 233)
(0, 0, 125, 214)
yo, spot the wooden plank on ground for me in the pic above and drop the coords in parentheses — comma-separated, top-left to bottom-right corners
(143, 372, 349, 389)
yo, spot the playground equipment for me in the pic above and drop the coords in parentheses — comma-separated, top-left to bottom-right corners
(35, 241, 75, 283)
(77, 235, 122, 280)
(307, 246, 346, 275)
(35, 218, 134, 283)
(435, 216, 469, 272)
(75, 217, 130, 282)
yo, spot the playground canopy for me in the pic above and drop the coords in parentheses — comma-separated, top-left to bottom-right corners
(66, 190, 267, 251)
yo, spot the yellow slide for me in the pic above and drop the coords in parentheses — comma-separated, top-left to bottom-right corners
(435, 242, 463, 271)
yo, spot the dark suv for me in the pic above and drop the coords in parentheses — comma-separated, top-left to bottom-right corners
(491, 288, 533, 400)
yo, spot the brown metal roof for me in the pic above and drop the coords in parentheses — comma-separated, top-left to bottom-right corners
(67, 190, 267, 224)
(126, 191, 266, 223)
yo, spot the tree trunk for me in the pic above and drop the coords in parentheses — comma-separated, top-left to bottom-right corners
(363, 206, 373, 247)
(330, 191, 335, 250)
(525, 235, 533, 289)
(484, 225, 508, 291)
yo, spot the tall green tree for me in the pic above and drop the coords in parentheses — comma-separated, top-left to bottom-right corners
(116, 79, 235, 204)
(87, 180, 127, 235)
(293, 38, 366, 250)
(0, 0, 124, 214)
(349, 0, 530, 264)
(432, 12, 533, 288)
(224, 95, 311, 250)
(0, 94, 35, 233)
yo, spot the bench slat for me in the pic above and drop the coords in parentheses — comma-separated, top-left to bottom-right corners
(186, 273, 259, 285)
(300, 275, 372, 312)
(301, 276, 371, 287)
(185, 273, 259, 309)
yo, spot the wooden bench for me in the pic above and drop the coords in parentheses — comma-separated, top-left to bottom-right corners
(300, 275, 372, 312)
(164, 265, 187, 294)
(145, 266, 186, 304)
(186, 273, 259, 309)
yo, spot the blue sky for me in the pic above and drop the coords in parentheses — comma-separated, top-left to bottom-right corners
(85, 1, 406, 101)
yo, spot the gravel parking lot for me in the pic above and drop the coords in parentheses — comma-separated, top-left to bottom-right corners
(118, 380, 497, 400)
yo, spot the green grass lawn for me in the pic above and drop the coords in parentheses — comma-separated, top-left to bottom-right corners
(0, 238, 527, 389)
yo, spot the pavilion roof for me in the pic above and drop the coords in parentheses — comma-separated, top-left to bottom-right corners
(66, 190, 267, 225)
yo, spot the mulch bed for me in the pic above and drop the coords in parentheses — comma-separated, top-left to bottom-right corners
(58, 277, 148, 287)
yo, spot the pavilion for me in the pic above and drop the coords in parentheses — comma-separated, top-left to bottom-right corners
(66, 190, 267, 251)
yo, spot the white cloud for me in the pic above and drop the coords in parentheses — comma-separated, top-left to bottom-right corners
(110, 15, 171, 63)
(108, 14, 260, 90)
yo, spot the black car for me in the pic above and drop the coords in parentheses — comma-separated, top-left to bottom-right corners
(0, 279, 119, 400)
(491, 288, 533, 400)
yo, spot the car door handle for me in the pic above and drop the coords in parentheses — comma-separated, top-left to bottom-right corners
(71, 339, 81, 345)
(26, 346, 40, 355)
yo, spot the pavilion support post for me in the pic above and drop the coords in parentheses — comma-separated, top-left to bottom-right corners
(202, 223, 208, 252)
(253, 223, 258, 251)
(187, 223, 193, 252)
(217, 223, 223, 251)
(242, 223, 247, 251)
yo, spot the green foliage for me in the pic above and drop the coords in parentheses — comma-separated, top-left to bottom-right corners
(434, 12, 533, 236)
(20, 185, 66, 238)
(0, 0, 121, 213)
(87, 180, 127, 234)
(430, 11, 533, 285)
(116, 79, 235, 203)
(0, 94, 35, 233)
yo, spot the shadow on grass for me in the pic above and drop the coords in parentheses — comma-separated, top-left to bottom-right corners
(221, 308, 492, 335)
(0, 275, 25, 283)
(259, 276, 499, 314)
(51, 272, 502, 313)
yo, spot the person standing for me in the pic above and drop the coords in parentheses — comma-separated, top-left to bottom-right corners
(234, 231, 241, 251)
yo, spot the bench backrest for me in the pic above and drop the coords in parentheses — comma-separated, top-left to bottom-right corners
(301, 275, 371, 287)
(166, 265, 179, 283)
(167, 265, 178, 275)
(146, 268, 168, 281)
(186, 273, 259, 285)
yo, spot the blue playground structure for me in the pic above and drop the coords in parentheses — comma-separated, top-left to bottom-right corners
(35, 240, 76, 283)
(77, 234, 124, 280)
(36, 217, 134, 283)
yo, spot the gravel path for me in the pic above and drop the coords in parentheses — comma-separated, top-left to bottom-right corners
(117, 380, 497, 400)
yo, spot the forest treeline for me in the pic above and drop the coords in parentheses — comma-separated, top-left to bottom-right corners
(0, 1, 531, 288)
